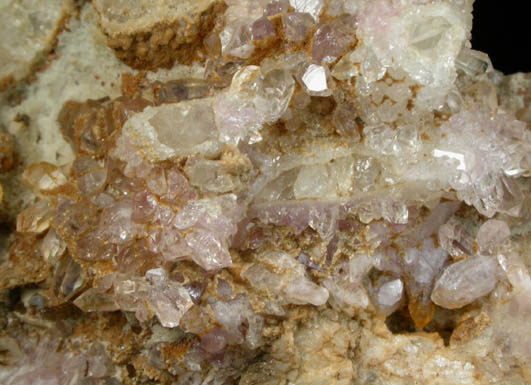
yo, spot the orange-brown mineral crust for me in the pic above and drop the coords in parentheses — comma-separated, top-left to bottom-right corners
(93, 0, 227, 70)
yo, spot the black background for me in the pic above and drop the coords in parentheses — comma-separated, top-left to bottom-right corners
(471, 2, 530, 74)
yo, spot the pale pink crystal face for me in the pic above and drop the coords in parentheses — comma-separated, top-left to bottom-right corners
(431, 255, 500, 309)
(282, 12, 314, 42)
(264, 0, 289, 16)
(312, 15, 356, 64)
(5, 1, 531, 383)
(252, 16, 276, 41)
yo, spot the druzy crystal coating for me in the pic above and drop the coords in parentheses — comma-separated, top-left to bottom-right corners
(1, 0, 530, 384)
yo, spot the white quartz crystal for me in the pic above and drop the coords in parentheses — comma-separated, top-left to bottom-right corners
(214, 66, 295, 145)
(289, 0, 324, 21)
(119, 99, 220, 162)
(301, 64, 332, 96)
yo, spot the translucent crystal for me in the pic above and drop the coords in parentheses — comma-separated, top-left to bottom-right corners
(264, 0, 289, 16)
(100, 201, 145, 244)
(22, 162, 67, 194)
(148, 228, 190, 262)
(185, 158, 237, 193)
(332, 52, 359, 80)
(455, 48, 491, 77)
(220, 22, 254, 59)
(402, 238, 449, 328)
(211, 294, 264, 349)
(39, 229, 66, 263)
(152, 79, 210, 105)
(311, 15, 355, 64)
(145, 268, 194, 328)
(74, 288, 119, 312)
(200, 328, 228, 354)
(120, 99, 220, 162)
(369, 275, 404, 316)
(251, 17, 275, 41)
(293, 164, 337, 199)
(324, 255, 373, 311)
(433, 108, 529, 217)
(357, 0, 470, 107)
(289, 0, 324, 21)
(16, 200, 54, 233)
(431, 255, 499, 309)
(74, 158, 108, 196)
(282, 12, 314, 42)
(438, 217, 474, 258)
(476, 219, 511, 255)
(55, 256, 84, 299)
(214, 66, 295, 144)
(364, 125, 396, 155)
(301, 64, 331, 96)
(186, 230, 232, 271)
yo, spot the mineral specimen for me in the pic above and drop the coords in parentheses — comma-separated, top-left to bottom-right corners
(0, 0, 530, 384)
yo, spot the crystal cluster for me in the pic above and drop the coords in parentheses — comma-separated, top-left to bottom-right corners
(1, 0, 531, 384)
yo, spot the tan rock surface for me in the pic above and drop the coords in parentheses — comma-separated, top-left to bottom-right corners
(93, 0, 226, 69)
(0, 0, 74, 91)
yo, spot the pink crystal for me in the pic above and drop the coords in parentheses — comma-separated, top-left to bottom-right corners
(438, 217, 474, 258)
(200, 328, 228, 354)
(282, 12, 314, 42)
(252, 16, 276, 41)
(312, 16, 356, 64)
(100, 201, 145, 244)
(148, 228, 190, 262)
(264, 0, 288, 16)
(145, 268, 194, 328)
(477, 219, 511, 255)
(131, 192, 159, 223)
(431, 255, 500, 309)
(186, 230, 232, 271)
(210, 294, 264, 349)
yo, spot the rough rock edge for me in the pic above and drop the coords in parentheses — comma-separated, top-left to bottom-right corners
(0, 0, 76, 93)
(93, 0, 227, 70)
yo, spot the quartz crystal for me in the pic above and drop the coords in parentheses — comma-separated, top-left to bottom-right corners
(214, 66, 295, 144)
(301, 64, 332, 96)
(119, 99, 220, 162)
(289, 0, 324, 21)
(477, 219, 511, 255)
(312, 16, 355, 64)
(282, 12, 315, 42)
(431, 255, 500, 309)
(1, 0, 530, 384)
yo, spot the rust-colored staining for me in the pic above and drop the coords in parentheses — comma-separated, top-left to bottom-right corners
(450, 312, 490, 345)
(0, 234, 51, 290)
(420, 132, 431, 142)
(0, 127, 15, 172)
(121, 72, 148, 98)
(57, 96, 151, 158)
(102, 1, 227, 70)
(160, 337, 197, 364)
